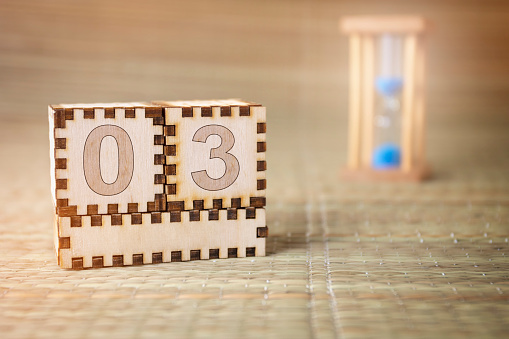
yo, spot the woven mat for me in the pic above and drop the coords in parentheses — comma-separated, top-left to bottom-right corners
(1, 111, 508, 339)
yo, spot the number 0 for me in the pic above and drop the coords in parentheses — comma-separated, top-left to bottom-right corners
(191, 125, 240, 191)
(83, 125, 134, 196)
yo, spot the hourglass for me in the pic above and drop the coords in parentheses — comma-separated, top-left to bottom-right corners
(340, 16, 431, 181)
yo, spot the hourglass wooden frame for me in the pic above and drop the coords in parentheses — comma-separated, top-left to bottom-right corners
(340, 15, 430, 181)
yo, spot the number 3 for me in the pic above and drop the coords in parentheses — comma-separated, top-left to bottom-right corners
(191, 125, 240, 191)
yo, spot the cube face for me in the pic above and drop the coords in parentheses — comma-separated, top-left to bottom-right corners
(56, 208, 266, 269)
(49, 100, 267, 269)
(157, 99, 266, 211)
(49, 103, 165, 217)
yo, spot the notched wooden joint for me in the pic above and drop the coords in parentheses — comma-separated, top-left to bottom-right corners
(112, 255, 124, 267)
(84, 108, 95, 119)
(166, 184, 177, 195)
(164, 145, 177, 156)
(182, 107, 193, 117)
(131, 213, 143, 225)
(56, 198, 68, 208)
(213, 199, 223, 210)
(92, 256, 104, 268)
(209, 248, 219, 259)
(165, 164, 176, 175)
(59, 237, 71, 249)
(257, 141, 266, 153)
(170, 211, 181, 222)
(220, 106, 231, 116)
(208, 209, 219, 221)
(193, 200, 204, 210)
(145, 107, 163, 118)
(257, 160, 267, 171)
(239, 106, 250, 116)
(56, 179, 67, 190)
(128, 203, 138, 213)
(189, 210, 201, 222)
(246, 207, 256, 219)
(72, 257, 84, 270)
(228, 248, 238, 258)
(246, 247, 256, 257)
(70, 216, 82, 227)
(53, 109, 66, 128)
(152, 252, 163, 264)
(55, 138, 67, 149)
(257, 122, 266, 134)
(107, 204, 118, 214)
(91, 215, 102, 226)
(154, 174, 166, 184)
(227, 208, 237, 220)
(111, 214, 123, 226)
(124, 108, 135, 118)
(105, 107, 116, 119)
(257, 179, 266, 190)
(201, 106, 212, 117)
(152, 116, 164, 125)
(167, 201, 184, 211)
(171, 251, 182, 262)
(58, 205, 77, 217)
(55, 158, 67, 169)
(231, 198, 241, 209)
(250, 197, 266, 208)
(87, 204, 98, 215)
(64, 108, 74, 120)
(257, 226, 269, 238)
(154, 154, 166, 165)
(132, 254, 144, 265)
(164, 125, 176, 136)
(151, 212, 162, 224)
(190, 250, 201, 261)
(154, 135, 165, 145)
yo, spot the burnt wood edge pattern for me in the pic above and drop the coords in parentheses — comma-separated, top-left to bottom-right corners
(162, 101, 266, 209)
(51, 105, 165, 218)
(57, 207, 263, 229)
(69, 245, 259, 269)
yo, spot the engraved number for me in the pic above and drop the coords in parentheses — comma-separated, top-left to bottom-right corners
(83, 125, 134, 196)
(191, 125, 240, 191)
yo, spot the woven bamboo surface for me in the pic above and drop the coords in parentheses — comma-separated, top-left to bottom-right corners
(1, 110, 508, 339)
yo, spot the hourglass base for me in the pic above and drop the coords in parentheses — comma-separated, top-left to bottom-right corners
(341, 164, 431, 182)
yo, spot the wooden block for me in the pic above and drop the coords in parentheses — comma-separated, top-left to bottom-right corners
(55, 208, 266, 269)
(50, 100, 267, 269)
(49, 103, 165, 217)
(156, 99, 266, 210)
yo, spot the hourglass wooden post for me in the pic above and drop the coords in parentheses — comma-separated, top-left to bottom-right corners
(340, 16, 431, 181)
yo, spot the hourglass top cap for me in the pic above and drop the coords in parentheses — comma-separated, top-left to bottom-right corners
(340, 15, 428, 34)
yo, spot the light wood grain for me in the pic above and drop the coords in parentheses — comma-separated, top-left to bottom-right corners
(160, 99, 266, 211)
(49, 104, 164, 216)
(57, 208, 266, 269)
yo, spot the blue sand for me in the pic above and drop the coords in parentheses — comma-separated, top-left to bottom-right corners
(375, 77, 403, 96)
(372, 143, 401, 169)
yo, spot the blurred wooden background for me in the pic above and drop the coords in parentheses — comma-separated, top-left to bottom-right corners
(1, 0, 509, 125)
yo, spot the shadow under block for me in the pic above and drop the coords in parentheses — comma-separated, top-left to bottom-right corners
(56, 208, 266, 269)
(49, 103, 165, 217)
(155, 99, 266, 211)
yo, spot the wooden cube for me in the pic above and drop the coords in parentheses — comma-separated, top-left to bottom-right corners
(49, 100, 267, 269)
(154, 99, 266, 211)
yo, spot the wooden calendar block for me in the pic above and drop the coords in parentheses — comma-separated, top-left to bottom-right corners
(154, 99, 266, 211)
(56, 208, 267, 269)
(49, 99, 267, 269)
(49, 103, 165, 217)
